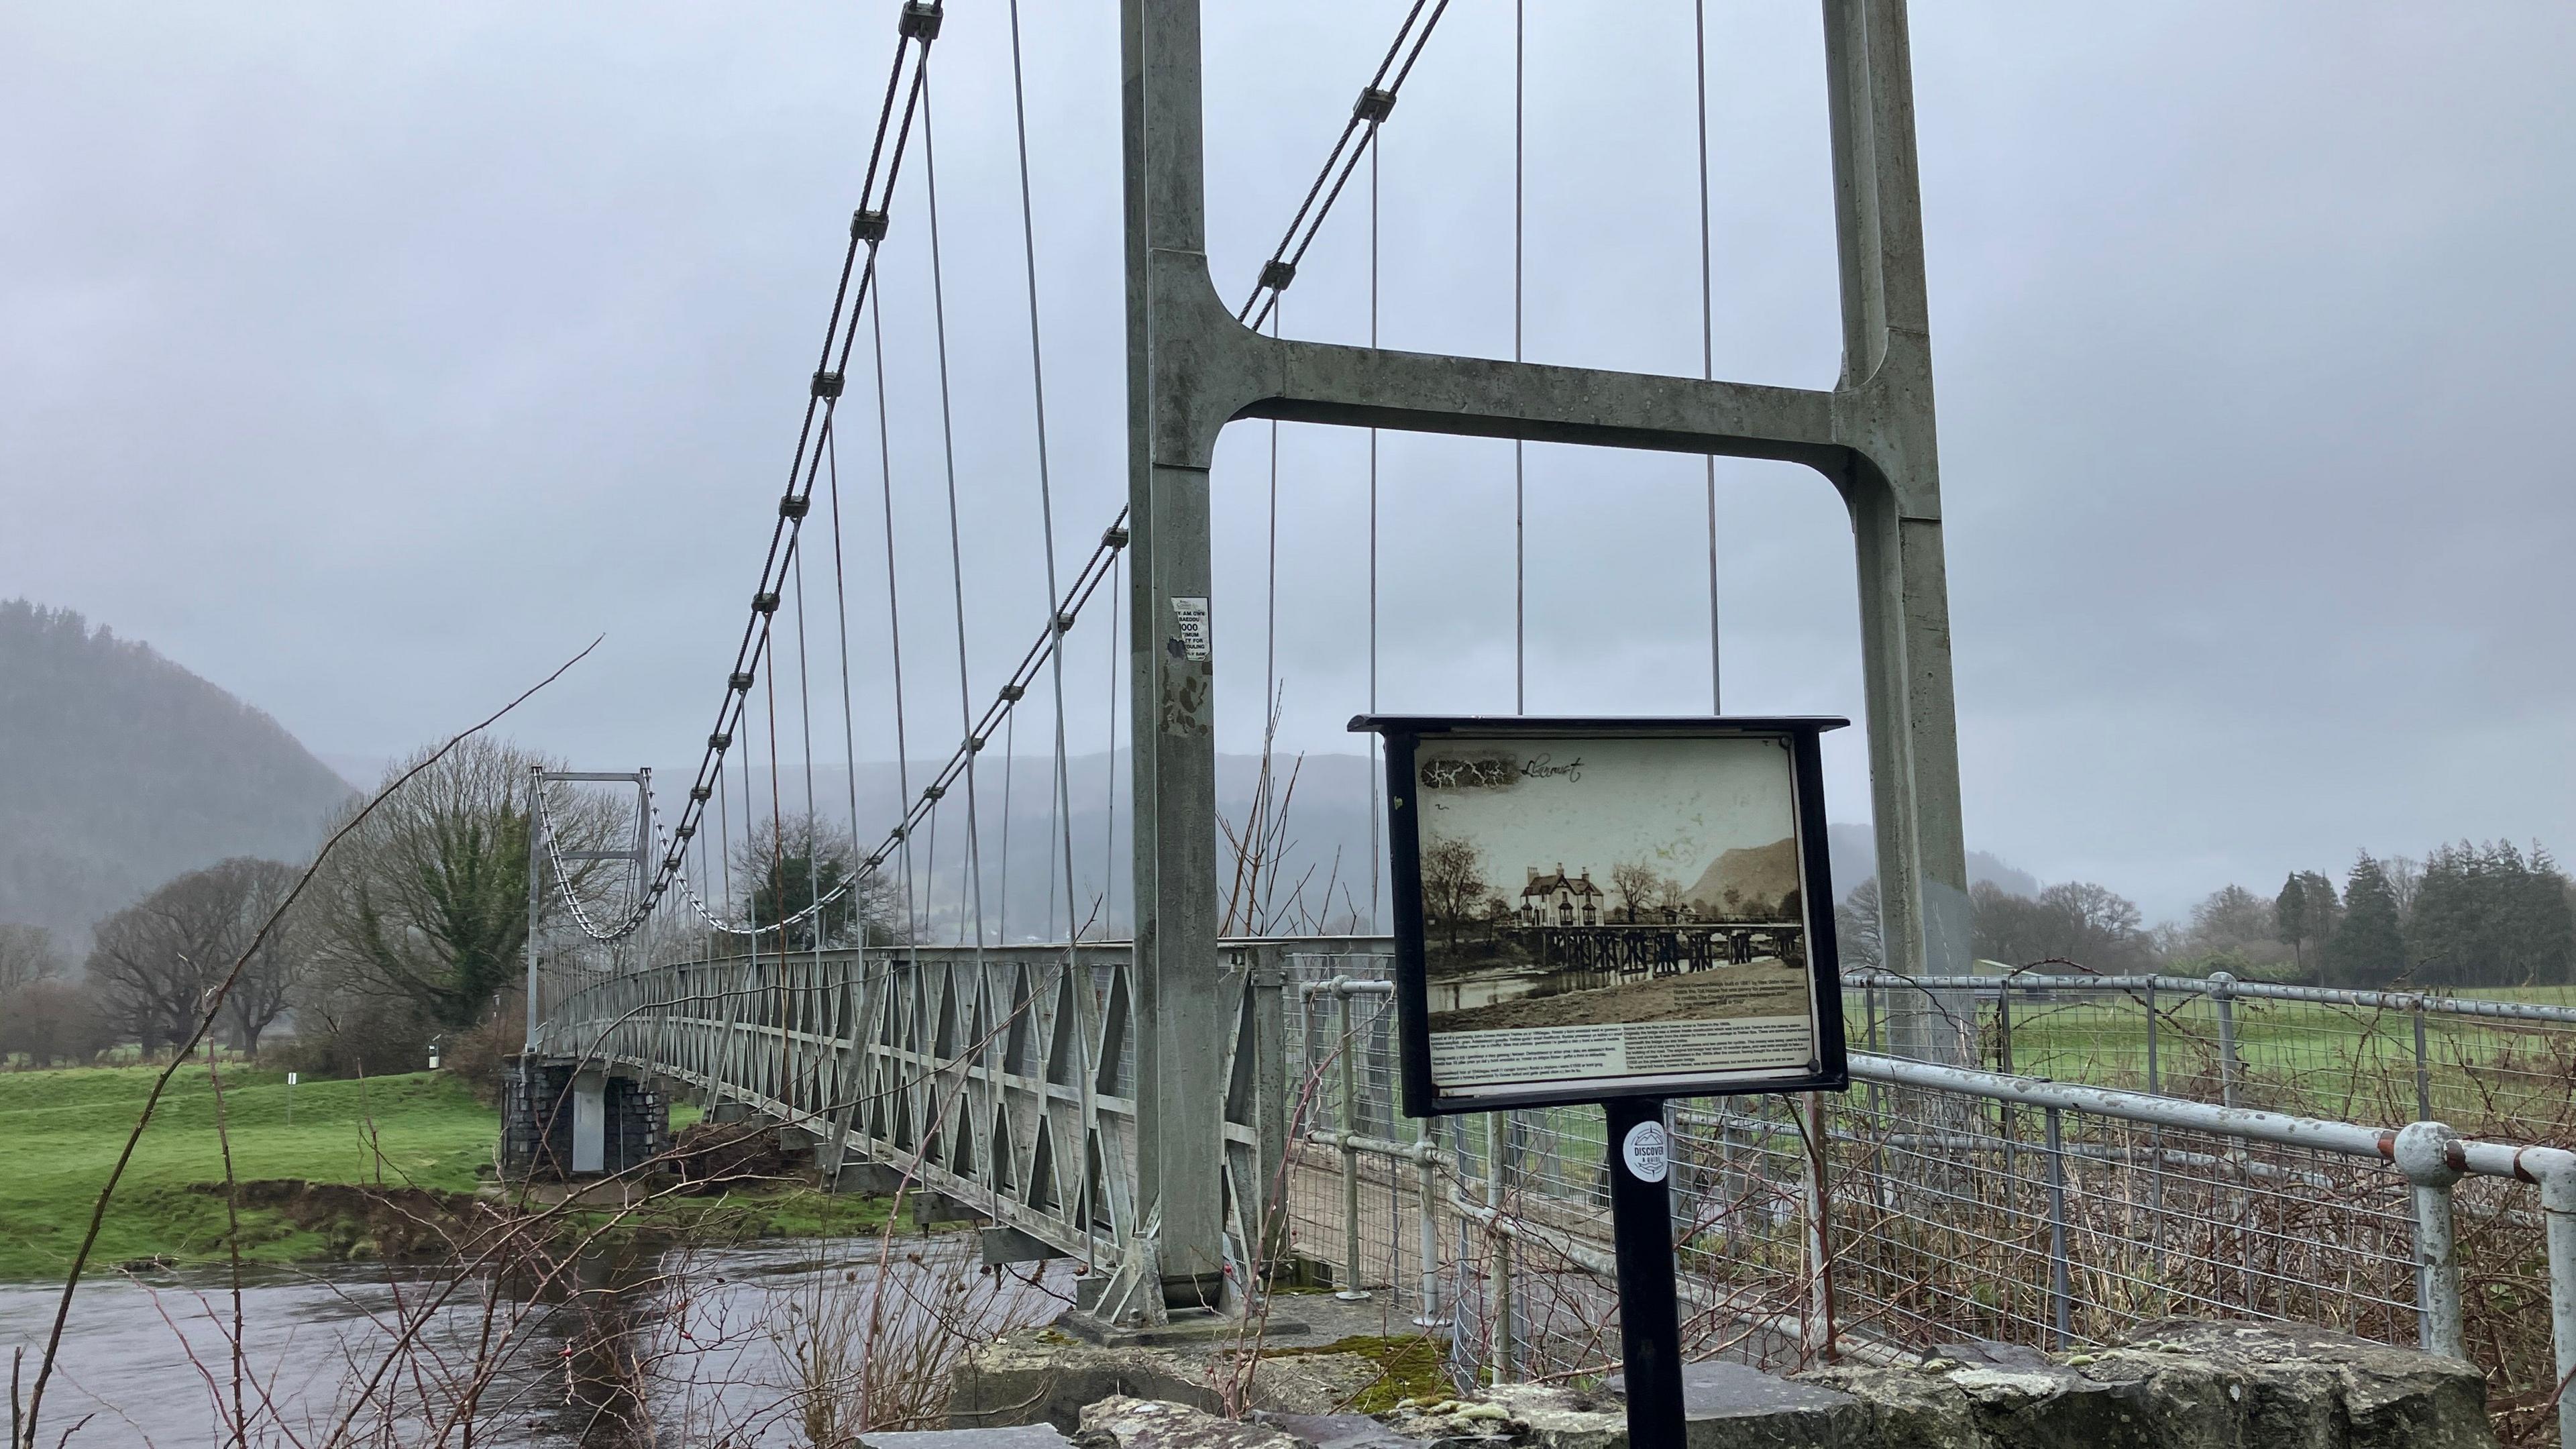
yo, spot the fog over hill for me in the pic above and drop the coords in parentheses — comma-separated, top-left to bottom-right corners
(686, 751, 2041, 942)
(0, 601, 356, 947)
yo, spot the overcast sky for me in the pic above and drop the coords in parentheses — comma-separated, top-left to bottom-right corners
(5, 3, 2571, 923)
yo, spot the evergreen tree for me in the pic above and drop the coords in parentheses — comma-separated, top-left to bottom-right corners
(2512, 843, 2574, 986)
(2274, 871, 2339, 979)
(2324, 853, 2406, 987)
(729, 813, 897, 953)
(2410, 842, 2483, 985)
(2273, 874, 2308, 973)
(2408, 841, 2573, 986)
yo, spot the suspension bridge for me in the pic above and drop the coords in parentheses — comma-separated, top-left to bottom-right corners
(519, 0, 1976, 1346)
(502, 14, 2576, 1433)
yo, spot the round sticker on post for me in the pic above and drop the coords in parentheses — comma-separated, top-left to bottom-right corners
(1621, 1120, 1670, 1183)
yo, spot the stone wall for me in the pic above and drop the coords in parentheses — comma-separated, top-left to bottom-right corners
(932, 1318, 2497, 1449)
(500, 1061, 670, 1179)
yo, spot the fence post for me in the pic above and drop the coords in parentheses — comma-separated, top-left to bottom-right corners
(1802, 1092, 1837, 1360)
(2412, 1000, 2432, 1123)
(1335, 979, 1369, 1301)
(1995, 981, 2015, 1075)
(2043, 1104, 2072, 1348)
(2143, 978, 2165, 1274)
(1489, 1110, 1516, 1382)
(1998, 983, 2019, 1179)
(2394, 1121, 2465, 1360)
(2540, 1161, 2576, 1449)
(2143, 978, 2159, 1094)
(1252, 950, 1291, 1267)
(1412, 1142, 1447, 1328)
(2210, 971, 2240, 1108)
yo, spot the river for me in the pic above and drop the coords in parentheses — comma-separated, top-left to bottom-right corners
(2, 1237, 1073, 1446)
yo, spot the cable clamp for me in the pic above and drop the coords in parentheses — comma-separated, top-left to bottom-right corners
(965, 733, 985, 753)
(708, 732, 733, 751)
(751, 591, 781, 615)
(812, 370, 844, 400)
(1055, 611, 1076, 635)
(1259, 259, 1297, 292)
(922, 784, 945, 801)
(674, 823, 695, 842)
(779, 493, 810, 520)
(851, 209, 890, 244)
(1353, 87, 1396, 123)
(998, 684, 1025, 702)
(689, 785, 712, 803)
(1102, 524, 1130, 549)
(729, 670, 755, 692)
(898, 1, 942, 41)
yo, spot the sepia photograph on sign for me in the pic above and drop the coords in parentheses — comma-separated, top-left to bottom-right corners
(1391, 724, 1842, 1104)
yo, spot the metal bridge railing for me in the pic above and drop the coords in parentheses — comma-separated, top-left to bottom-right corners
(543, 943, 2576, 1444)
(1844, 969, 2576, 1146)
(1277, 956, 2576, 1445)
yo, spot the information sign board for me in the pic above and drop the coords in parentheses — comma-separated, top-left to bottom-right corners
(1351, 715, 1849, 1116)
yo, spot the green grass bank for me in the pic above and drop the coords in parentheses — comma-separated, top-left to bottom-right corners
(0, 1063, 497, 1280)
(0, 1063, 894, 1281)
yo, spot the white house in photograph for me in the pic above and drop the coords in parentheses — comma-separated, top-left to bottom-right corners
(1519, 865, 1605, 926)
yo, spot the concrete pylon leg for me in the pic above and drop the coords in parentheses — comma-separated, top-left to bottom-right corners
(1851, 479, 1974, 1063)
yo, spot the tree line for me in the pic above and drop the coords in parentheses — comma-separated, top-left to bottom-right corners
(1833, 838, 2575, 989)
(2253, 842, 2573, 987)
(0, 735, 904, 1073)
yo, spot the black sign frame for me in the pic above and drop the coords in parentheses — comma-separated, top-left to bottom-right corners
(1350, 714, 1851, 1118)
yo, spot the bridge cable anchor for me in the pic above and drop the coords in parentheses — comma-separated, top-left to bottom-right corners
(898, 1, 942, 42)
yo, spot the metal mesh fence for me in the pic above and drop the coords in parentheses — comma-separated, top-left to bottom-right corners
(1843, 973, 2576, 1148)
(1262, 955, 2565, 1445)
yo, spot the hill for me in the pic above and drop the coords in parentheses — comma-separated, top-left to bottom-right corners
(707, 756, 2040, 938)
(0, 601, 356, 946)
(1683, 837, 1803, 914)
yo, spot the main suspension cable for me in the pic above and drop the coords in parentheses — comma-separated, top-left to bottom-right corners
(654, 7, 941, 912)
(1239, 0, 1452, 331)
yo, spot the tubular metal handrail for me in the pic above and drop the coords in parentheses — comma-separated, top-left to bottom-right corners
(1842, 968, 2576, 1027)
(1316, 1043, 2576, 1443)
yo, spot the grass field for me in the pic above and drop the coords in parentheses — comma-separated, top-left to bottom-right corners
(0, 1063, 914, 1282)
(1852, 982, 2576, 1138)
(0, 1063, 500, 1281)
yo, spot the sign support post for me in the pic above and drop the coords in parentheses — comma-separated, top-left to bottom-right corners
(1356, 714, 1851, 1423)
(1606, 1095, 1686, 1444)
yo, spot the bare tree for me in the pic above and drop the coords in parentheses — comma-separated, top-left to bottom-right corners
(1611, 861, 1658, 924)
(1419, 838, 1487, 949)
(0, 923, 105, 1065)
(0, 977, 110, 1064)
(222, 859, 303, 1055)
(2381, 854, 2424, 922)
(88, 870, 233, 1053)
(0, 922, 63, 994)
(1835, 878, 1884, 971)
